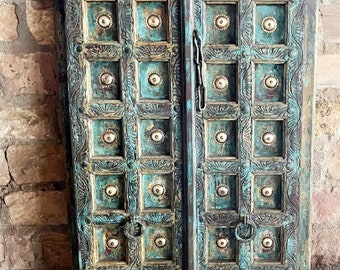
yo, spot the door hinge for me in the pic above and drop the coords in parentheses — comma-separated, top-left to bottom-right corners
(193, 30, 206, 112)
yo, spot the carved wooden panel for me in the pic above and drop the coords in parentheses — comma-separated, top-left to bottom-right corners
(64, 0, 316, 269)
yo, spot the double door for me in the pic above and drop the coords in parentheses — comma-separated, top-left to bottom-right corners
(65, 0, 316, 269)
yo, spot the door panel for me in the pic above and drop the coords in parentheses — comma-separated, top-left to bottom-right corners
(66, 0, 183, 268)
(193, 0, 312, 269)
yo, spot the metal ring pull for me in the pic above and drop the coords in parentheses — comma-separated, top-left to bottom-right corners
(235, 216, 257, 243)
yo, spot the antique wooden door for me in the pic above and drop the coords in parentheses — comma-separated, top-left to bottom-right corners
(64, 0, 316, 269)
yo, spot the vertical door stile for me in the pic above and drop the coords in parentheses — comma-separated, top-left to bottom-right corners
(238, 0, 254, 268)
(182, 0, 196, 269)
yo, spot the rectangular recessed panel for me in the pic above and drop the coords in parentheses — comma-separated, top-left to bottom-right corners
(255, 4, 286, 45)
(139, 119, 171, 157)
(253, 227, 282, 263)
(253, 120, 284, 158)
(137, 2, 168, 42)
(142, 173, 172, 210)
(90, 61, 120, 100)
(207, 227, 237, 263)
(206, 4, 237, 45)
(254, 63, 284, 103)
(92, 174, 125, 212)
(206, 64, 237, 102)
(206, 120, 237, 158)
(92, 119, 123, 157)
(253, 174, 282, 211)
(86, 2, 118, 42)
(144, 226, 173, 262)
(93, 226, 127, 265)
(206, 174, 237, 211)
(139, 61, 169, 100)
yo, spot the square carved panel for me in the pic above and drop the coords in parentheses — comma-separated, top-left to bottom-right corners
(206, 63, 237, 102)
(86, 1, 118, 42)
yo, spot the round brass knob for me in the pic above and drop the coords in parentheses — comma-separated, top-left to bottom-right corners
(147, 14, 162, 29)
(262, 237, 274, 248)
(97, 14, 113, 29)
(152, 184, 166, 196)
(148, 73, 162, 86)
(154, 236, 167, 248)
(150, 129, 164, 143)
(214, 76, 229, 91)
(216, 237, 229, 248)
(262, 132, 276, 145)
(264, 75, 279, 89)
(105, 185, 118, 197)
(215, 131, 228, 143)
(262, 17, 277, 33)
(103, 131, 117, 144)
(261, 186, 274, 197)
(216, 185, 229, 197)
(100, 72, 115, 86)
(214, 15, 230, 30)
(106, 237, 119, 249)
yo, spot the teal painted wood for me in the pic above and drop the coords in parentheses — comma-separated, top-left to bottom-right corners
(63, 0, 316, 269)
(65, 0, 184, 268)
(193, 0, 316, 269)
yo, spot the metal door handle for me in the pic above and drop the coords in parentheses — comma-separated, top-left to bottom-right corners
(235, 215, 257, 243)
(193, 30, 206, 112)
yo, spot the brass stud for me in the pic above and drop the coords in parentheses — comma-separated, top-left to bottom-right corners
(216, 185, 229, 197)
(262, 17, 277, 33)
(214, 76, 229, 91)
(105, 185, 118, 197)
(103, 131, 117, 144)
(106, 237, 119, 249)
(154, 236, 167, 248)
(150, 129, 165, 143)
(100, 72, 115, 86)
(214, 15, 230, 31)
(262, 132, 276, 145)
(215, 131, 228, 143)
(262, 237, 274, 248)
(97, 13, 113, 29)
(264, 75, 279, 89)
(261, 186, 274, 197)
(216, 237, 229, 248)
(148, 73, 162, 86)
(152, 184, 166, 196)
(147, 14, 162, 29)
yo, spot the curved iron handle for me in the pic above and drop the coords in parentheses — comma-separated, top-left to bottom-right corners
(193, 30, 206, 112)
(235, 216, 257, 243)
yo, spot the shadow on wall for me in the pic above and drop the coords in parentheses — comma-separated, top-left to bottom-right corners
(0, 0, 73, 269)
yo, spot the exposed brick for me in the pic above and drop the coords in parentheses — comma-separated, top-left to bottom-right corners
(327, 143, 340, 180)
(0, 234, 35, 269)
(38, 232, 72, 268)
(7, 144, 67, 184)
(0, 104, 59, 142)
(26, 0, 55, 45)
(312, 226, 340, 266)
(0, 151, 10, 186)
(312, 188, 340, 225)
(322, 5, 340, 43)
(0, 53, 58, 96)
(4, 191, 68, 225)
(0, 4, 18, 42)
(316, 54, 340, 88)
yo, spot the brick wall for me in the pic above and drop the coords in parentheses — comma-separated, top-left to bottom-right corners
(312, 0, 340, 268)
(0, 0, 72, 269)
(0, 0, 339, 269)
